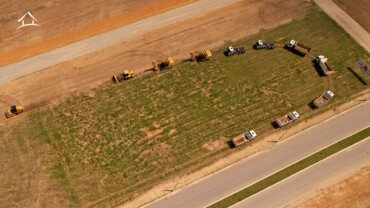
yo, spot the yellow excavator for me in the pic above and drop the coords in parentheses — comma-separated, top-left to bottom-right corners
(112, 70, 135, 83)
(190, 50, 212, 62)
(5, 105, 24, 118)
(152, 57, 175, 71)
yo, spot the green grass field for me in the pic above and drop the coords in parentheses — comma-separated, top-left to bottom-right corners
(0, 4, 369, 207)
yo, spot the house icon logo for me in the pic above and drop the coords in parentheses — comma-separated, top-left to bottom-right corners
(17, 11, 40, 29)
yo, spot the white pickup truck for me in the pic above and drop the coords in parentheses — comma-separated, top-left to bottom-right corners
(313, 91, 334, 108)
(275, 111, 300, 128)
(231, 130, 257, 147)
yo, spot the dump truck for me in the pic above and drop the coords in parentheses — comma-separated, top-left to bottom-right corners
(225, 46, 246, 56)
(152, 57, 175, 71)
(231, 130, 257, 147)
(254, 40, 275, 50)
(315, 55, 335, 75)
(5, 105, 24, 118)
(190, 50, 212, 62)
(275, 111, 300, 128)
(286, 40, 311, 56)
(112, 70, 134, 83)
(313, 91, 334, 108)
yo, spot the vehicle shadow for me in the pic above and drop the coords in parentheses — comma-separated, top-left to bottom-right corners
(271, 121, 280, 129)
(307, 101, 317, 110)
(226, 140, 236, 149)
(311, 60, 326, 77)
(347, 67, 368, 85)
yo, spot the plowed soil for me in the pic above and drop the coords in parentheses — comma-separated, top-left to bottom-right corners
(299, 167, 370, 208)
(0, 0, 196, 66)
(0, 0, 307, 124)
(334, 0, 370, 32)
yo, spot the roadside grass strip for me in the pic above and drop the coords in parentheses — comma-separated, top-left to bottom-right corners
(208, 126, 370, 208)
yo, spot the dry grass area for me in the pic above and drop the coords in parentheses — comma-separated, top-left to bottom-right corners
(334, 0, 370, 32)
(0, 131, 75, 207)
(0, 0, 196, 66)
(299, 166, 370, 208)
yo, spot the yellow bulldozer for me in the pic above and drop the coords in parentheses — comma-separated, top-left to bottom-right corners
(112, 70, 135, 83)
(152, 57, 175, 71)
(5, 105, 24, 118)
(190, 50, 212, 62)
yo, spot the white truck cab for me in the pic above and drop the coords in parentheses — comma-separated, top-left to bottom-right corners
(288, 40, 296, 47)
(244, 130, 257, 141)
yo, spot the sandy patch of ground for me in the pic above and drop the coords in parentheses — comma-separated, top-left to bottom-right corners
(298, 166, 370, 208)
(0, 0, 196, 66)
(334, 0, 370, 32)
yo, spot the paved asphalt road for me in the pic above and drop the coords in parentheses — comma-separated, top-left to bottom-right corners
(314, 0, 370, 53)
(0, 0, 242, 84)
(232, 137, 370, 208)
(145, 101, 370, 208)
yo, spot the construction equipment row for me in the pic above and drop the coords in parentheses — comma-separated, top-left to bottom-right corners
(112, 50, 213, 84)
(253, 39, 335, 75)
(108, 40, 336, 149)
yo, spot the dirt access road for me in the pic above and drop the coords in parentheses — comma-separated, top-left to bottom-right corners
(0, 0, 196, 66)
(0, 0, 243, 84)
(0, 0, 307, 119)
(314, 0, 370, 52)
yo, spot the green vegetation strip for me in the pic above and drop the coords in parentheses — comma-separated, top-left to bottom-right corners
(208, 126, 370, 208)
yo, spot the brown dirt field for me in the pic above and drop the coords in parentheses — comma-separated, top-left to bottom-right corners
(298, 166, 370, 208)
(0, 0, 197, 67)
(0, 0, 308, 128)
(334, 0, 370, 32)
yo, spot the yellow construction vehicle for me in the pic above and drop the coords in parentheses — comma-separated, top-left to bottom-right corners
(152, 57, 175, 71)
(112, 70, 135, 83)
(5, 105, 24, 118)
(190, 50, 212, 62)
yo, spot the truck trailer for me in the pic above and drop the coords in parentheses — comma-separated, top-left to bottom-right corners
(315, 55, 335, 75)
(286, 40, 311, 56)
